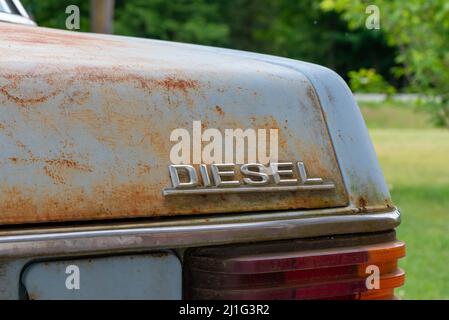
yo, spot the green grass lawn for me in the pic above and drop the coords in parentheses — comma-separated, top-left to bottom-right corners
(360, 101, 449, 299)
(359, 101, 435, 129)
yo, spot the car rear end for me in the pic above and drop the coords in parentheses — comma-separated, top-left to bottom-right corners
(0, 18, 404, 300)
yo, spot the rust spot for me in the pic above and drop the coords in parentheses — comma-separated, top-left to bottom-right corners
(73, 67, 200, 98)
(43, 159, 93, 185)
(358, 196, 368, 212)
(44, 158, 92, 171)
(0, 65, 201, 108)
(137, 163, 151, 175)
(43, 165, 65, 184)
(0, 81, 61, 107)
(60, 90, 91, 109)
(156, 77, 198, 92)
(8, 156, 93, 185)
(215, 105, 225, 116)
(261, 115, 289, 151)
(306, 84, 325, 122)
(0, 70, 69, 107)
(384, 199, 394, 209)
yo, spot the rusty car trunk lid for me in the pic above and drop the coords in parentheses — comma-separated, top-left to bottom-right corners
(0, 23, 348, 225)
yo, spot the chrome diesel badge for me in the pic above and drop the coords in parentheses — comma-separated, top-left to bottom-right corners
(162, 162, 334, 196)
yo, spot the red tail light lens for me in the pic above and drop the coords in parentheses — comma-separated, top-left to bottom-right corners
(184, 232, 405, 300)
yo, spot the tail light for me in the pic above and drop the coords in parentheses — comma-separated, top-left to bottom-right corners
(184, 231, 405, 300)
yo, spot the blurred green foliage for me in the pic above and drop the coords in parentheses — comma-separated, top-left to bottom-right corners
(20, 0, 398, 84)
(349, 68, 396, 95)
(322, 0, 449, 127)
(114, 0, 229, 46)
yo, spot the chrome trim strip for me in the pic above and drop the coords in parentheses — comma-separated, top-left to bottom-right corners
(11, 0, 30, 18)
(0, 208, 400, 259)
(0, 12, 35, 25)
(162, 183, 335, 196)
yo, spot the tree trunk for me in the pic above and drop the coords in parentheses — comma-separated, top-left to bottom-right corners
(439, 104, 449, 129)
(90, 0, 115, 34)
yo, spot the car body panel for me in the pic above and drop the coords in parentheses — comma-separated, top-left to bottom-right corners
(0, 23, 357, 224)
